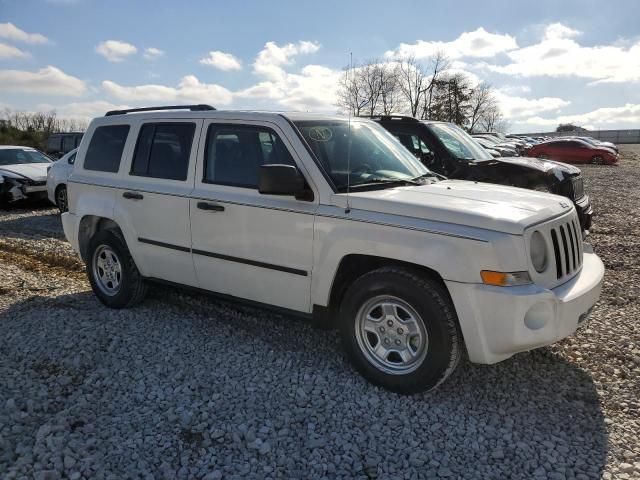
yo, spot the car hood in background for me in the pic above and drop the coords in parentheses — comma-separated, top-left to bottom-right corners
(0, 163, 50, 182)
(475, 156, 582, 177)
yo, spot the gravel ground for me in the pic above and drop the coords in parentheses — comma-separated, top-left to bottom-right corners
(1, 148, 639, 480)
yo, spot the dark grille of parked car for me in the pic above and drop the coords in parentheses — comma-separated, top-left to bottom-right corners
(25, 180, 46, 186)
(549, 217, 583, 280)
(570, 176, 585, 199)
(559, 175, 585, 201)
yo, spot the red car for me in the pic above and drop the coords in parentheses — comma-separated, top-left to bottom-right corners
(527, 138, 618, 165)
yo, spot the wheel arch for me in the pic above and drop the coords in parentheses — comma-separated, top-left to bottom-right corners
(78, 215, 122, 262)
(315, 254, 450, 330)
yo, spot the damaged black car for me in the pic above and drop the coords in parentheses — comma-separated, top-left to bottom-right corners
(0, 146, 52, 207)
(371, 116, 593, 231)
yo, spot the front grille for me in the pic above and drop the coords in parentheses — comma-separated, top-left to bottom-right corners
(549, 217, 583, 280)
(26, 180, 46, 186)
(571, 176, 584, 200)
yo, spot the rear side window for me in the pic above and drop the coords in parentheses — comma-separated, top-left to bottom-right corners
(84, 125, 130, 173)
(131, 123, 196, 181)
(46, 135, 61, 152)
(204, 125, 295, 188)
(62, 136, 75, 152)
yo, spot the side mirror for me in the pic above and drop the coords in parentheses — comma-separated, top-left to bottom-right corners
(259, 164, 306, 196)
(420, 151, 435, 165)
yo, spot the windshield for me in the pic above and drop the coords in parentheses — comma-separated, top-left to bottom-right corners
(0, 148, 52, 166)
(294, 120, 430, 191)
(429, 124, 493, 161)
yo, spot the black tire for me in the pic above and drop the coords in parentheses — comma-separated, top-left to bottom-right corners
(86, 229, 147, 309)
(55, 185, 68, 213)
(537, 153, 549, 159)
(338, 267, 462, 394)
(591, 155, 604, 165)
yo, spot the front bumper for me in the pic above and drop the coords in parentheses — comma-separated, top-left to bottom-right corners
(446, 246, 604, 364)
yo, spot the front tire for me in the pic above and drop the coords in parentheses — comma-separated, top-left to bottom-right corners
(87, 229, 147, 308)
(339, 267, 463, 394)
(55, 185, 68, 213)
(591, 155, 604, 165)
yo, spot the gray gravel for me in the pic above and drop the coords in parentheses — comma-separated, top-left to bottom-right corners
(1, 148, 639, 479)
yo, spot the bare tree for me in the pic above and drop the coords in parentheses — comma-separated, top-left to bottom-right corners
(336, 65, 369, 116)
(397, 56, 427, 117)
(421, 51, 449, 120)
(467, 82, 495, 133)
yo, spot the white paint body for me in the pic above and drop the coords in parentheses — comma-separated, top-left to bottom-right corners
(62, 111, 605, 364)
(46, 148, 77, 205)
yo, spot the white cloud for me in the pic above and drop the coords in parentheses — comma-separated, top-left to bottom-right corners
(96, 40, 137, 62)
(0, 66, 86, 96)
(494, 90, 571, 118)
(253, 40, 320, 80)
(385, 27, 518, 60)
(524, 103, 640, 127)
(0, 42, 30, 59)
(35, 100, 132, 120)
(102, 75, 234, 105)
(200, 50, 242, 71)
(0, 22, 48, 44)
(487, 23, 640, 84)
(143, 47, 164, 60)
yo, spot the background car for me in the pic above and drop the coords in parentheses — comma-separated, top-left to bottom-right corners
(0, 146, 52, 206)
(46, 147, 77, 212)
(45, 132, 83, 159)
(473, 136, 518, 157)
(566, 136, 619, 153)
(371, 116, 593, 230)
(528, 139, 618, 165)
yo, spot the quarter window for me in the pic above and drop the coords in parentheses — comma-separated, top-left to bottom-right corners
(204, 125, 295, 188)
(131, 123, 196, 181)
(84, 125, 130, 173)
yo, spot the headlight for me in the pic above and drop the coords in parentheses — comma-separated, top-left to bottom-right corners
(530, 230, 547, 273)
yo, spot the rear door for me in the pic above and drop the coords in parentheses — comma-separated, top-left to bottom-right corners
(113, 118, 202, 287)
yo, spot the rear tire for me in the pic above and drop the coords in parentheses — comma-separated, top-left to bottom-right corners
(537, 153, 549, 159)
(339, 267, 462, 394)
(87, 229, 147, 309)
(55, 185, 68, 213)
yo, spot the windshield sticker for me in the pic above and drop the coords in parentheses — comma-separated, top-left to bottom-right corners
(308, 126, 333, 142)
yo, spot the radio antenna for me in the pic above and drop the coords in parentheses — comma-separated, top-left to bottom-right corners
(345, 52, 353, 214)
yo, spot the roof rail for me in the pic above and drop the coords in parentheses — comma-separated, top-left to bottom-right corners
(105, 104, 216, 116)
(364, 115, 420, 123)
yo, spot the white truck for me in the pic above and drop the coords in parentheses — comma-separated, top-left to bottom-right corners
(62, 105, 605, 393)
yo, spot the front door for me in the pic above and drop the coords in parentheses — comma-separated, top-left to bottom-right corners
(189, 120, 316, 312)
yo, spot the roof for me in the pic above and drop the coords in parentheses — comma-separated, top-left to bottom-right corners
(0, 145, 38, 150)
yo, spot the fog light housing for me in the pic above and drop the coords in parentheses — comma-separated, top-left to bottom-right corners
(524, 302, 552, 330)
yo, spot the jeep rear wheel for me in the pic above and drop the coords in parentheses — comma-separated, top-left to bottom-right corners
(87, 229, 147, 308)
(339, 267, 462, 394)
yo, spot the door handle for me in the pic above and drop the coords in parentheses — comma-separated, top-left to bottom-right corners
(123, 191, 144, 200)
(197, 201, 225, 212)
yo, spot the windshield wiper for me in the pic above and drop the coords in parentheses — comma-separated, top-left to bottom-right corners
(411, 172, 445, 181)
(343, 177, 422, 191)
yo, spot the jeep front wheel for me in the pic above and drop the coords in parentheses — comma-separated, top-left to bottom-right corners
(87, 229, 147, 308)
(339, 267, 462, 394)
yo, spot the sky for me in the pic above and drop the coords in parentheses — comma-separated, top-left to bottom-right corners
(1, 0, 640, 133)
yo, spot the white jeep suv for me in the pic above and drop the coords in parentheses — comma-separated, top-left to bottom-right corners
(62, 105, 605, 393)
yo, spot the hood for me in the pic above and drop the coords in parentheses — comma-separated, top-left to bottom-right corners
(490, 156, 581, 176)
(0, 163, 49, 182)
(341, 180, 572, 235)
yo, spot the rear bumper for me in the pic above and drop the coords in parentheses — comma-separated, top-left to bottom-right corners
(61, 212, 80, 253)
(446, 246, 604, 364)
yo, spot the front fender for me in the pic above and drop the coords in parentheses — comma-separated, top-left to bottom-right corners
(310, 206, 528, 307)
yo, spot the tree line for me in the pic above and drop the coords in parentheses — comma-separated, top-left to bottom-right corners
(0, 109, 88, 150)
(336, 54, 507, 132)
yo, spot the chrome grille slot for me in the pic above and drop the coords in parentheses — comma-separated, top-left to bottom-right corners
(530, 212, 584, 287)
